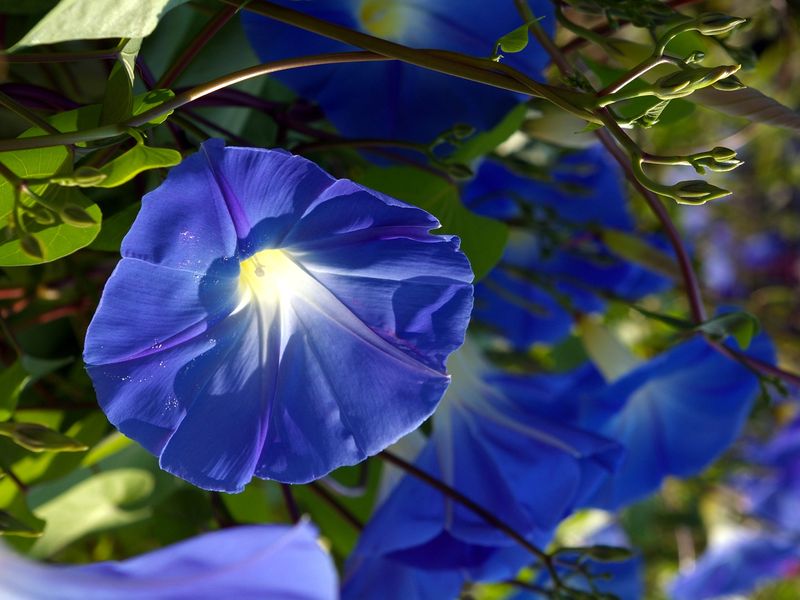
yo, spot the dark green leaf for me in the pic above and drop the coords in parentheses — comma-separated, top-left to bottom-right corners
(356, 166, 508, 279)
(0, 362, 31, 421)
(100, 61, 134, 126)
(696, 311, 760, 349)
(0, 422, 88, 453)
(0, 509, 43, 538)
(693, 86, 800, 134)
(89, 202, 140, 252)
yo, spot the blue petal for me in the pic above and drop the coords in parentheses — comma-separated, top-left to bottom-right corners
(669, 531, 800, 600)
(0, 523, 337, 600)
(343, 555, 464, 600)
(241, 1, 554, 143)
(582, 333, 775, 509)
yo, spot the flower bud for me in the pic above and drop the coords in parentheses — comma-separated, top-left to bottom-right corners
(695, 13, 749, 36)
(671, 180, 731, 205)
(712, 75, 746, 92)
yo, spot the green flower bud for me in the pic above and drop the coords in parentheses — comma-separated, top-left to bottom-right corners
(695, 13, 749, 36)
(671, 180, 731, 205)
(712, 75, 746, 91)
(685, 50, 706, 64)
(59, 203, 97, 228)
(711, 146, 738, 161)
(20, 234, 43, 259)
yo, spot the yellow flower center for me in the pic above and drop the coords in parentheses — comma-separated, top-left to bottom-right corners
(358, 0, 408, 39)
(236, 249, 305, 312)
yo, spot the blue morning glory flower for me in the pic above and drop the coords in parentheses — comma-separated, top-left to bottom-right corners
(0, 522, 337, 599)
(578, 332, 775, 510)
(669, 529, 800, 600)
(734, 417, 800, 531)
(349, 340, 621, 579)
(242, 0, 554, 142)
(84, 139, 473, 492)
(464, 147, 672, 348)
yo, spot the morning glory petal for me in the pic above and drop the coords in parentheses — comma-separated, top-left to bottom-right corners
(669, 530, 800, 600)
(343, 554, 464, 600)
(85, 140, 473, 492)
(0, 523, 337, 600)
(582, 333, 775, 509)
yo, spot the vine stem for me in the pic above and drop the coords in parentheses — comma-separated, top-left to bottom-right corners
(522, 1, 800, 387)
(156, 4, 238, 88)
(281, 483, 301, 524)
(0, 52, 389, 152)
(519, 2, 708, 325)
(379, 450, 562, 588)
(219, 0, 597, 122)
(308, 482, 365, 530)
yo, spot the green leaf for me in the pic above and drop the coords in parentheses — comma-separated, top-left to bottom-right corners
(0, 422, 88, 453)
(11, 0, 191, 49)
(118, 37, 143, 84)
(0, 362, 32, 421)
(100, 61, 134, 126)
(0, 509, 43, 538)
(96, 144, 181, 188)
(356, 166, 508, 280)
(631, 306, 694, 330)
(495, 21, 534, 56)
(0, 355, 74, 457)
(449, 103, 527, 163)
(696, 311, 760, 349)
(27, 468, 155, 557)
(693, 86, 800, 134)
(0, 187, 102, 266)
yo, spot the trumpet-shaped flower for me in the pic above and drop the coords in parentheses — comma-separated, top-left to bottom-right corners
(84, 140, 473, 492)
(0, 522, 337, 600)
(578, 333, 775, 509)
(349, 340, 621, 580)
(242, 0, 554, 143)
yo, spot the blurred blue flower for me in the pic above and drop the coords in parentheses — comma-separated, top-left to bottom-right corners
(84, 140, 473, 492)
(577, 333, 774, 510)
(735, 417, 800, 532)
(0, 522, 337, 599)
(669, 530, 800, 600)
(464, 148, 672, 347)
(343, 554, 464, 600)
(348, 340, 621, 582)
(242, 0, 554, 142)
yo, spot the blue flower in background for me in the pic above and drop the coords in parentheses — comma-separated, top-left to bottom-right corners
(348, 340, 621, 584)
(343, 554, 464, 600)
(242, 0, 554, 142)
(84, 139, 473, 492)
(0, 522, 337, 599)
(734, 417, 800, 532)
(464, 147, 672, 348)
(669, 530, 800, 600)
(577, 332, 775, 510)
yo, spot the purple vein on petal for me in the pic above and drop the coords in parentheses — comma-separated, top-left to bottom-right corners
(202, 143, 252, 241)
